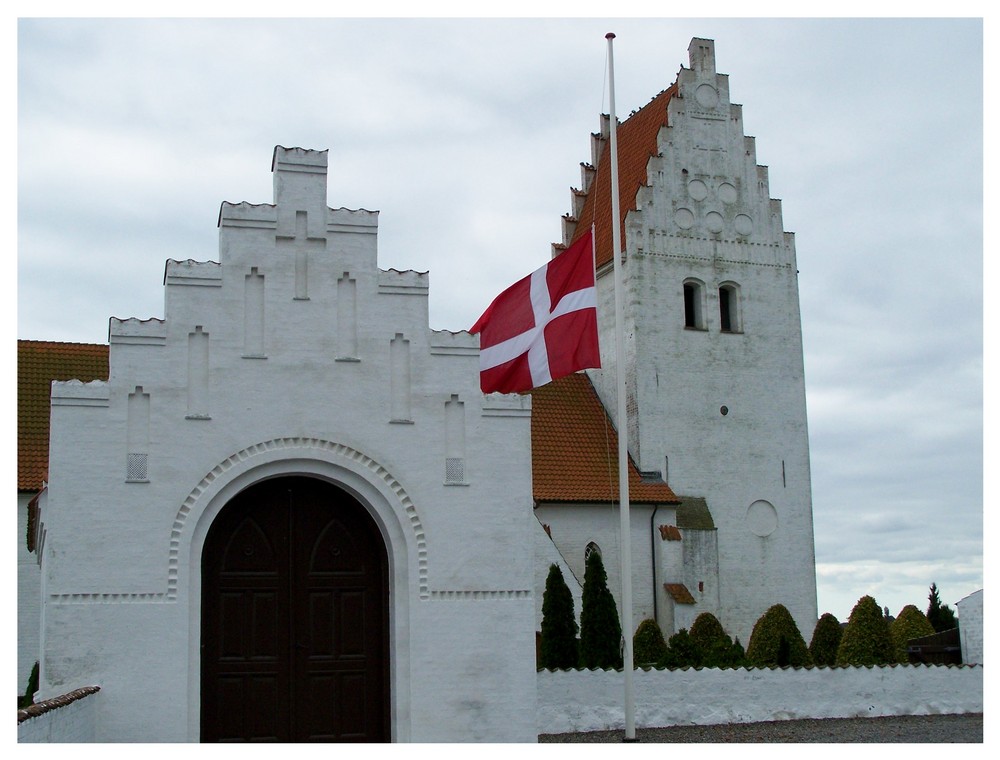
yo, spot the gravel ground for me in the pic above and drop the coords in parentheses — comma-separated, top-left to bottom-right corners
(539, 713, 983, 743)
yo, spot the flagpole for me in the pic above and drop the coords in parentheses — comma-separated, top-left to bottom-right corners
(606, 31, 636, 742)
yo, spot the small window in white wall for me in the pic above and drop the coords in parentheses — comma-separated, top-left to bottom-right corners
(683, 279, 706, 329)
(719, 282, 742, 333)
(585, 542, 602, 563)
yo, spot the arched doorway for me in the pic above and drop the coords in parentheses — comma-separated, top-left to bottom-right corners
(200, 475, 389, 742)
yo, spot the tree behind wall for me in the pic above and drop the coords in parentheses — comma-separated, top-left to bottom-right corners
(539, 564, 579, 669)
(633, 618, 668, 666)
(689, 611, 742, 667)
(579, 549, 622, 669)
(745, 604, 812, 667)
(808, 612, 843, 666)
(926, 582, 958, 632)
(836, 595, 894, 666)
(891, 604, 936, 663)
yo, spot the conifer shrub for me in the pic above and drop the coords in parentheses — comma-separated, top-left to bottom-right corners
(579, 549, 623, 669)
(633, 618, 668, 666)
(836, 595, 894, 666)
(808, 613, 843, 666)
(539, 564, 579, 669)
(18, 661, 39, 710)
(660, 628, 699, 668)
(728, 637, 747, 668)
(745, 604, 812, 667)
(926, 582, 958, 632)
(890, 604, 936, 664)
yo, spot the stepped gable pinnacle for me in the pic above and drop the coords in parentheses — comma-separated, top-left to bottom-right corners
(17, 340, 109, 490)
(529, 372, 678, 504)
(568, 85, 677, 268)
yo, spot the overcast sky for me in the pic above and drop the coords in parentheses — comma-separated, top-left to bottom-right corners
(13, 13, 984, 625)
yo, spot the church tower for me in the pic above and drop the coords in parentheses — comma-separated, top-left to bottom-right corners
(567, 38, 817, 642)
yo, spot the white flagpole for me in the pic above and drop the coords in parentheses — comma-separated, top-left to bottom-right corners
(605, 31, 636, 742)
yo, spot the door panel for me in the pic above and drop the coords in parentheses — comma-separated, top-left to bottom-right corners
(201, 477, 388, 742)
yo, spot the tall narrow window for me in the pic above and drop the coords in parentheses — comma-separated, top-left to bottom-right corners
(719, 282, 742, 333)
(683, 279, 706, 329)
(719, 287, 732, 332)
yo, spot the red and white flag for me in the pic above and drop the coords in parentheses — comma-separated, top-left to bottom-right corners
(470, 229, 601, 393)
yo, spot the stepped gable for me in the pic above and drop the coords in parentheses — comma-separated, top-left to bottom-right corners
(568, 85, 677, 268)
(529, 372, 678, 504)
(17, 340, 109, 490)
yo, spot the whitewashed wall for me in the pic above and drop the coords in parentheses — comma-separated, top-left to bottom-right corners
(957, 590, 983, 665)
(537, 665, 983, 734)
(17, 491, 40, 692)
(583, 38, 817, 646)
(18, 687, 101, 743)
(38, 147, 537, 743)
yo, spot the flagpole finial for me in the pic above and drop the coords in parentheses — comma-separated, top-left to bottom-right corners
(606, 32, 616, 39)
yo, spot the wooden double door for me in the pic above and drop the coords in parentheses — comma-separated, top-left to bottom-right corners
(201, 476, 389, 742)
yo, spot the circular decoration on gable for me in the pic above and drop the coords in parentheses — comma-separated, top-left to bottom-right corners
(718, 182, 738, 205)
(734, 214, 753, 236)
(705, 211, 724, 234)
(746, 500, 778, 537)
(695, 83, 719, 109)
(674, 207, 695, 230)
(687, 179, 708, 201)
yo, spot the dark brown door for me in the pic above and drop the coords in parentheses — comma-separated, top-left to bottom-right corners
(201, 476, 389, 742)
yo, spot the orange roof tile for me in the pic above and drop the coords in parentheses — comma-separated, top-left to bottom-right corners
(570, 86, 677, 269)
(658, 524, 682, 541)
(530, 373, 678, 504)
(664, 583, 696, 605)
(17, 340, 109, 491)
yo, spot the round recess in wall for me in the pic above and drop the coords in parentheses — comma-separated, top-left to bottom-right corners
(734, 214, 753, 236)
(718, 182, 738, 204)
(746, 500, 778, 537)
(720, 405, 729, 416)
(695, 83, 719, 109)
(705, 211, 724, 234)
(687, 179, 708, 201)
(674, 207, 695, 230)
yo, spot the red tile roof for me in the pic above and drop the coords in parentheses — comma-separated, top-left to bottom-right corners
(569, 86, 677, 269)
(530, 373, 677, 504)
(17, 340, 109, 491)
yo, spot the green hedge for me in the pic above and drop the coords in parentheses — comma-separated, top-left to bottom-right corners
(890, 604, 936, 663)
(836, 595, 894, 666)
(746, 604, 812, 667)
(808, 613, 843, 666)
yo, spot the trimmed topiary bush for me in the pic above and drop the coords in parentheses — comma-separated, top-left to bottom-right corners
(539, 564, 579, 669)
(689, 612, 741, 668)
(836, 595, 894, 666)
(809, 613, 843, 666)
(633, 618, 668, 666)
(579, 549, 622, 669)
(745, 604, 812, 667)
(891, 604, 936, 663)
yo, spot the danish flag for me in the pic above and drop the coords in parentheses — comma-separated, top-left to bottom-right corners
(470, 229, 601, 393)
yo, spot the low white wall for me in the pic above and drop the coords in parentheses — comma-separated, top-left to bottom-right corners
(17, 687, 101, 743)
(537, 665, 983, 734)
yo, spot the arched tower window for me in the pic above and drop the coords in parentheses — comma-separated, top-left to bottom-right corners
(585, 542, 602, 564)
(718, 282, 742, 333)
(683, 279, 706, 330)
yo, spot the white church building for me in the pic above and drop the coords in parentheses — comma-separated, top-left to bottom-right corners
(18, 39, 817, 742)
